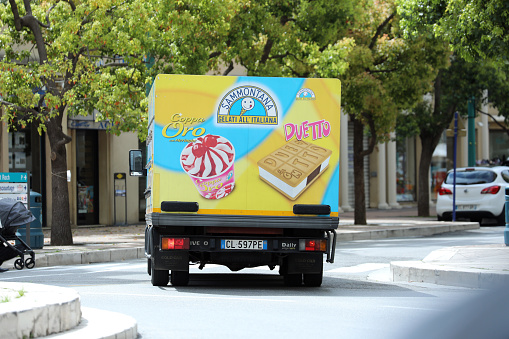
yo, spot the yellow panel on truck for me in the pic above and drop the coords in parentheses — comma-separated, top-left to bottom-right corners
(137, 75, 341, 287)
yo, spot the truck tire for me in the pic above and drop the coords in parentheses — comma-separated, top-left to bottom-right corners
(303, 266, 323, 287)
(171, 270, 190, 286)
(283, 273, 302, 287)
(151, 266, 169, 286)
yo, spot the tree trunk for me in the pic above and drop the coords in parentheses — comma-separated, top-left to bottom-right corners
(417, 70, 456, 218)
(353, 118, 367, 225)
(417, 135, 434, 217)
(47, 117, 73, 245)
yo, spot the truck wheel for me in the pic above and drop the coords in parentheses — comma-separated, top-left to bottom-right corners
(283, 273, 302, 287)
(151, 266, 169, 286)
(303, 267, 323, 287)
(171, 270, 189, 286)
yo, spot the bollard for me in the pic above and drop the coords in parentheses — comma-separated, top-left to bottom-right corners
(505, 187, 509, 246)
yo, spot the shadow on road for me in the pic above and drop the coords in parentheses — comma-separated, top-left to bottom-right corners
(162, 273, 433, 298)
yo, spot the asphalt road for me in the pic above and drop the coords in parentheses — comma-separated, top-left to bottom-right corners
(1, 227, 503, 339)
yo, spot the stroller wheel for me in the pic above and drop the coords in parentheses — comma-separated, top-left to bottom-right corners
(25, 258, 35, 269)
(14, 259, 24, 270)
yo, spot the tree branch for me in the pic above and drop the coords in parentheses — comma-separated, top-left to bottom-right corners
(477, 109, 509, 136)
(260, 39, 274, 64)
(0, 99, 39, 118)
(359, 113, 377, 157)
(209, 51, 221, 59)
(368, 68, 398, 74)
(223, 61, 234, 76)
(8, 0, 23, 31)
(8, 0, 49, 64)
(369, 12, 395, 50)
(63, 0, 76, 11)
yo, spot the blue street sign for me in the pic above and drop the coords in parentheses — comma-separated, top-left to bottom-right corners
(0, 172, 28, 183)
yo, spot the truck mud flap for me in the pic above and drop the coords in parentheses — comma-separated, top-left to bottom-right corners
(326, 230, 336, 263)
(286, 253, 323, 274)
(153, 251, 189, 271)
(145, 225, 153, 258)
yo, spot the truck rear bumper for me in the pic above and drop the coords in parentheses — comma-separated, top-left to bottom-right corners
(146, 227, 336, 273)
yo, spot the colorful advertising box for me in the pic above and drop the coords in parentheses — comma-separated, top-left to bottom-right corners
(147, 75, 341, 217)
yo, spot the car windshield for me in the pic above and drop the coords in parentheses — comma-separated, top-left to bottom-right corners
(444, 170, 497, 185)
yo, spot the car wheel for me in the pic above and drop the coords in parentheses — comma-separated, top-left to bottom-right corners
(437, 215, 443, 221)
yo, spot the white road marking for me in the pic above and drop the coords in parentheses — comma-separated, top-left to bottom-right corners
(79, 291, 295, 303)
(381, 305, 437, 312)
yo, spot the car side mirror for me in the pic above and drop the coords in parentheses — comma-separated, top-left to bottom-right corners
(129, 149, 146, 176)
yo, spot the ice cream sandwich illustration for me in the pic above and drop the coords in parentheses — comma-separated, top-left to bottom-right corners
(257, 140, 332, 200)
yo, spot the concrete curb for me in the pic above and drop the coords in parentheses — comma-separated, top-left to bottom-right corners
(44, 307, 138, 339)
(337, 221, 479, 241)
(5, 247, 145, 270)
(0, 282, 81, 339)
(2, 222, 478, 270)
(391, 261, 509, 289)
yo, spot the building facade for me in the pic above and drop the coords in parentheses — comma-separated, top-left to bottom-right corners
(1, 84, 507, 228)
(0, 112, 143, 228)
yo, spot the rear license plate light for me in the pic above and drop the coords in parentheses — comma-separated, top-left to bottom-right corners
(161, 237, 190, 250)
(299, 239, 327, 252)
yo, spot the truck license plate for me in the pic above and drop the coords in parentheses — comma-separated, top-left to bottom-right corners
(221, 240, 267, 250)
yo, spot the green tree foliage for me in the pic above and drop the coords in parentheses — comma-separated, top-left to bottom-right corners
(217, 0, 446, 224)
(0, 0, 234, 245)
(397, 0, 509, 62)
(219, 0, 355, 78)
(396, 56, 509, 216)
(340, 1, 447, 224)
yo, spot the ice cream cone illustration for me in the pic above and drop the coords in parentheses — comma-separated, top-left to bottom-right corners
(181, 134, 236, 199)
(240, 98, 255, 116)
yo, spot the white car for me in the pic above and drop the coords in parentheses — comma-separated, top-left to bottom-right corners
(436, 166, 509, 225)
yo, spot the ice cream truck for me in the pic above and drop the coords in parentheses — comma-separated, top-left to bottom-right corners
(129, 74, 340, 287)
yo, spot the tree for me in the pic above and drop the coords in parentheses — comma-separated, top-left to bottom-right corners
(217, 0, 356, 78)
(0, 0, 234, 245)
(339, 1, 447, 224)
(397, 0, 509, 216)
(216, 0, 446, 224)
(397, 56, 509, 216)
(397, 0, 509, 63)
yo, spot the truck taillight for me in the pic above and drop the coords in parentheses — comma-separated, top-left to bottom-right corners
(161, 238, 189, 250)
(300, 239, 327, 252)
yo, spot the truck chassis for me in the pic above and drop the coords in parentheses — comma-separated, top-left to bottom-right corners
(145, 212, 337, 287)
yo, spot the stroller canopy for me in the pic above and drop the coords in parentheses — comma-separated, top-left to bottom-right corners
(0, 198, 36, 229)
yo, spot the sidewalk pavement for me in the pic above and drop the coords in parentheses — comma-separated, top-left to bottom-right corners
(1, 206, 509, 338)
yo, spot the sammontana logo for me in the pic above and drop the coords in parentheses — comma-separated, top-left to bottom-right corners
(217, 85, 278, 125)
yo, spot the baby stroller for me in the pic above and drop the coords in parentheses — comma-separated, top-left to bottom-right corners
(0, 198, 36, 270)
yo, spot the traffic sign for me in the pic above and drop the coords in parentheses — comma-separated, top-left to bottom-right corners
(0, 172, 28, 183)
